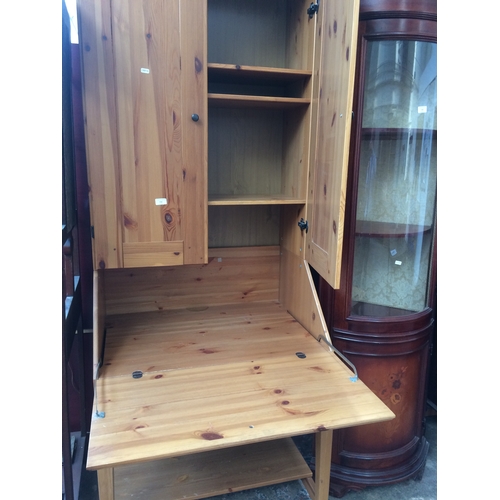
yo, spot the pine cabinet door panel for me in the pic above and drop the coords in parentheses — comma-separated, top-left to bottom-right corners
(306, 0, 360, 289)
(80, 0, 207, 269)
(112, 0, 207, 266)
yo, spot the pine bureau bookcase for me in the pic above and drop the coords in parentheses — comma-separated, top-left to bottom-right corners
(77, 1, 395, 499)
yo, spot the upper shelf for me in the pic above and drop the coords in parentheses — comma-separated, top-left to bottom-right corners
(208, 93, 310, 109)
(208, 63, 312, 106)
(208, 63, 312, 85)
(355, 220, 433, 238)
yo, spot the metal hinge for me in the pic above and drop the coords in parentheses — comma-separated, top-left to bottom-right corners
(91, 226, 95, 239)
(298, 218, 309, 233)
(307, 1, 320, 18)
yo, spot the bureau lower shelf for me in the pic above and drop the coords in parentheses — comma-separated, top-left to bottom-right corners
(113, 437, 311, 500)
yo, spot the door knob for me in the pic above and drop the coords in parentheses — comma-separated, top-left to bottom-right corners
(191, 114, 199, 122)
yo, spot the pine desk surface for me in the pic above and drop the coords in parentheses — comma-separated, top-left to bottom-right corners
(88, 300, 394, 471)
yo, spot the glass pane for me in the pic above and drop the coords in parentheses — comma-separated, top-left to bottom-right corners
(351, 40, 437, 317)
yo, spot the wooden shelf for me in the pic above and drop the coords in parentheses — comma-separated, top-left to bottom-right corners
(351, 300, 417, 318)
(208, 63, 312, 85)
(208, 93, 310, 109)
(114, 438, 311, 500)
(208, 194, 306, 206)
(355, 220, 432, 238)
(361, 128, 437, 139)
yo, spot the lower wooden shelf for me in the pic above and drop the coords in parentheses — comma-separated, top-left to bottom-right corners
(113, 437, 311, 500)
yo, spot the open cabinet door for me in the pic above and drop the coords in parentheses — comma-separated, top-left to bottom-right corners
(79, 0, 207, 269)
(305, 0, 360, 289)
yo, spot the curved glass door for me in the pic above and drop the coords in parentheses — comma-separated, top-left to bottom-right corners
(351, 40, 437, 317)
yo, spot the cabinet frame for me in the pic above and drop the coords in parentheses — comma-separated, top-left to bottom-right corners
(77, 1, 395, 499)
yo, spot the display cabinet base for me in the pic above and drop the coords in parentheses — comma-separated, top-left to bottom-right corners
(319, 437, 429, 498)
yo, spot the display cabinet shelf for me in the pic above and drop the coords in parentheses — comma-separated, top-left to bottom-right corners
(361, 128, 437, 138)
(355, 220, 432, 238)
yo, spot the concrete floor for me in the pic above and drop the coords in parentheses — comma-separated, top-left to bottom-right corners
(79, 415, 437, 500)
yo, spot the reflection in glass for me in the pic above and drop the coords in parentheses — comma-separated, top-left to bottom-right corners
(351, 40, 437, 317)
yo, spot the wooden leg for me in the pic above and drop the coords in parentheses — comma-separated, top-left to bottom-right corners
(97, 467, 114, 500)
(315, 429, 333, 500)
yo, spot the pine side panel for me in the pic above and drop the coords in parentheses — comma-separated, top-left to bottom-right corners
(306, 0, 360, 289)
(77, 0, 122, 269)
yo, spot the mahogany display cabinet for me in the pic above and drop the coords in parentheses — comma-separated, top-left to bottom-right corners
(317, 0, 437, 496)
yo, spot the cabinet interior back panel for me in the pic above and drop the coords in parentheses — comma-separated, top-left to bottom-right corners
(207, 0, 313, 70)
(208, 206, 280, 248)
(209, 107, 308, 200)
(209, 108, 284, 197)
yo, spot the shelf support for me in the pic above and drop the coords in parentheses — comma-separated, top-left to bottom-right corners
(319, 335, 358, 382)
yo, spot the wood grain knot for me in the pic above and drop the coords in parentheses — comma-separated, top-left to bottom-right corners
(201, 432, 224, 440)
(391, 393, 402, 404)
(195, 57, 203, 74)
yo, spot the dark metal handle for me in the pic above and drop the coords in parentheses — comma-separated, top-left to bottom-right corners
(191, 113, 199, 122)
